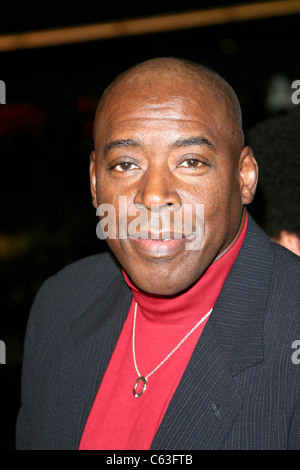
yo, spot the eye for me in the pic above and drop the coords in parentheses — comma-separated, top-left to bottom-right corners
(111, 161, 139, 172)
(178, 158, 204, 169)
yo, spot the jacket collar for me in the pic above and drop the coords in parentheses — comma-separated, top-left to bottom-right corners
(209, 214, 274, 376)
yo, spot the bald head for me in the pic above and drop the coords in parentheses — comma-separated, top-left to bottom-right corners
(93, 57, 244, 149)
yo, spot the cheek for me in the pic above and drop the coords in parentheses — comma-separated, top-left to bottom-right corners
(96, 167, 136, 205)
(186, 177, 240, 244)
(203, 171, 240, 210)
(180, 181, 224, 222)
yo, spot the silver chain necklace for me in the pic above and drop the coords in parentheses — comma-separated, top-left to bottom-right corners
(132, 301, 213, 398)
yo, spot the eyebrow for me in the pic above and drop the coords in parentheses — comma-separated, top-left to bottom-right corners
(103, 139, 141, 156)
(172, 136, 216, 152)
(103, 135, 216, 156)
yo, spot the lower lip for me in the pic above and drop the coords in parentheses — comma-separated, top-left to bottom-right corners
(129, 237, 187, 258)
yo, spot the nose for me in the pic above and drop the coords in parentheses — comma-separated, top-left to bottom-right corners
(134, 165, 181, 210)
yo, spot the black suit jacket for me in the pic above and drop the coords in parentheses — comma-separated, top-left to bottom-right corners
(16, 215, 300, 449)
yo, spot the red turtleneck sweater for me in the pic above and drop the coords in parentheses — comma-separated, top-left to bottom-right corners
(79, 214, 248, 450)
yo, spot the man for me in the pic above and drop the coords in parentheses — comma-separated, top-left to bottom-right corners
(16, 58, 300, 450)
(246, 108, 300, 256)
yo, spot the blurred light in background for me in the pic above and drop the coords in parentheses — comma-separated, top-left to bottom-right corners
(0, 103, 46, 136)
(76, 96, 95, 113)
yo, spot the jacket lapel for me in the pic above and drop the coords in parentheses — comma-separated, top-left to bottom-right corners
(151, 216, 274, 449)
(151, 320, 244, 450)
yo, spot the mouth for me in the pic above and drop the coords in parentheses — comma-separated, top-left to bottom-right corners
(127, 231, 195, 258)
(128, 231, 188, 241)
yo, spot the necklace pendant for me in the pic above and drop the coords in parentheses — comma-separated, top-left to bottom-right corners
(133, 376, 147, 398)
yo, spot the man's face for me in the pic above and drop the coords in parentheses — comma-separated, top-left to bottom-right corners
(91, 80, 252, 295)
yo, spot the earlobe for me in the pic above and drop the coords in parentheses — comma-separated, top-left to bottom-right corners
(89, 151, 98, 209)
(239, 146, 258, 205)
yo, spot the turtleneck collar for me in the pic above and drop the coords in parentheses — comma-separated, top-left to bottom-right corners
(123, 212, 248, 325)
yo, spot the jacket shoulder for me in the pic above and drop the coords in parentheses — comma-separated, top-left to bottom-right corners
(270, 242, 300, 299)
(37, 251, 121, 301)
(272, 241, 300, 274)
(26, 251, 122, 340)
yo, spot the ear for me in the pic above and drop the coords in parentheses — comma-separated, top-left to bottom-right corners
(89, 151, 98, 209)
(238, 146, 258, 205)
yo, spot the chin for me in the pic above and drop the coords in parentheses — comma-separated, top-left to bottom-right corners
(128, 270, 196, 297)
(140, 285, 182, 297)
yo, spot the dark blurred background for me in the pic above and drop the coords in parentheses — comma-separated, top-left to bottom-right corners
(0, 0, 299, 450)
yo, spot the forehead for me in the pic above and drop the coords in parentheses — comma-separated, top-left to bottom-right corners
(95, 82, 229, 150)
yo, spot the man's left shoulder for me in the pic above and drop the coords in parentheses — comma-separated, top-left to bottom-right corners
(271, 241, 300, 284)
(265, 242, 300, 329)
